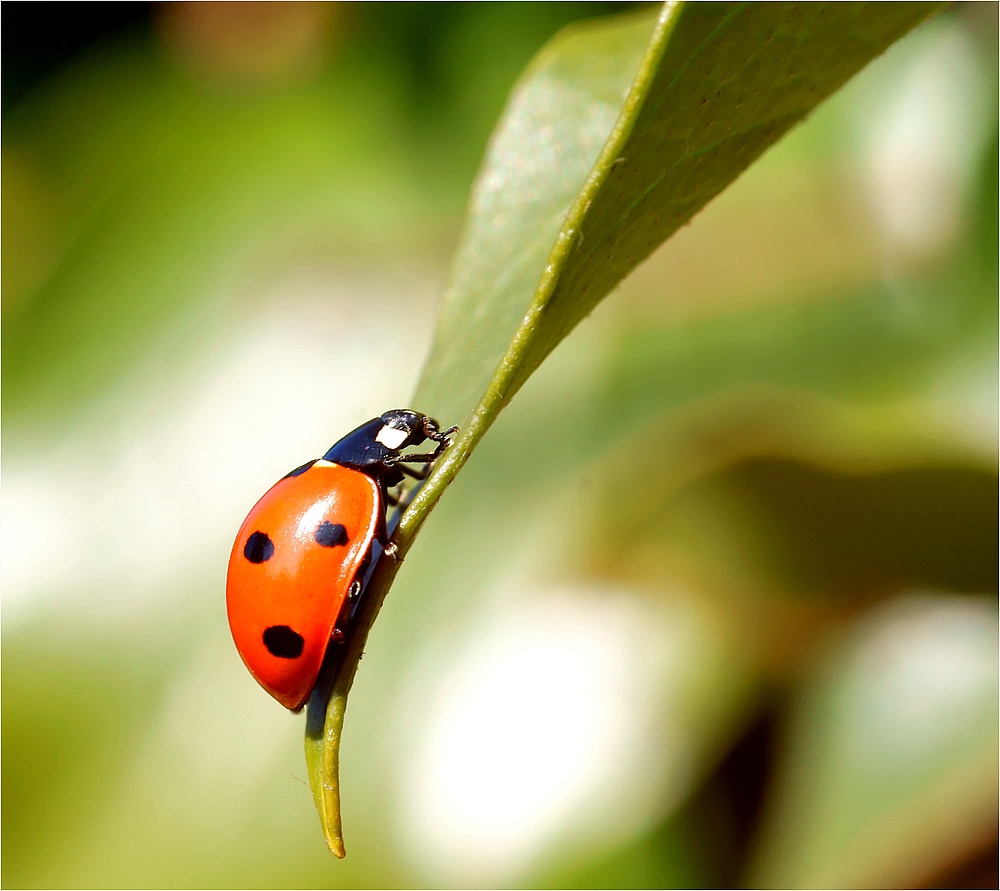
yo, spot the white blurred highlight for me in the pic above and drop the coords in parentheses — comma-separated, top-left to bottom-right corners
(1, 269, 437, 626)
(858, 21, 990, 256)
(398, 586, 700, 887)
(845, 593, 998, 769)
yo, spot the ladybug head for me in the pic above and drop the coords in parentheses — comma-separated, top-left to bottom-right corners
(377, 409, 436, 451)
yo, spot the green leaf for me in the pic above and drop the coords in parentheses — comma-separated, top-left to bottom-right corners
(416, 1, 942, 427)
(414, 7, 659, 424)
(307, 0, 943, 857)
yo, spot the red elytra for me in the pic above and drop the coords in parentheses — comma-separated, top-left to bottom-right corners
(226, 462, 379, 710)
(226, 410, 457, 711)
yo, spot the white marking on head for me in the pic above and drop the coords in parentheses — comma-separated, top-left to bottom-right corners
(313, 459, 337, 468)
(376, 425, 409, 450)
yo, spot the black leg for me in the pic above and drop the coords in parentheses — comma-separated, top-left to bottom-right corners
(394, 451, 438, 463)
(399, 463, 429, 480)
(422, 417, 459, 443)
(375, 519, 398, 559)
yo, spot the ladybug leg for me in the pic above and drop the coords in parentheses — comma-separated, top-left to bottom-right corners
(393, 450, 438, 464)
(348, 579, 362, 604)
(391, 436, 453, 479)
(422, 417, 459, 445)
(374, 513, 399, 560)
(425, 424, 459, 457)
(398, 463, 429, 481)
(378, 524, 399, 559)
(406, 430, 457, 463)
(331, 584, 361, 644)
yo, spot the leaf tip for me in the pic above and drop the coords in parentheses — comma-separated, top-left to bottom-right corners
(325, 831, 347, 859)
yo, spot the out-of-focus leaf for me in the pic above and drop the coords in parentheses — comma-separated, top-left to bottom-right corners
(748, 594, 999, 888)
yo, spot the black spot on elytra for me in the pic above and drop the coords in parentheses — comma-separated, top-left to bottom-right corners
(244, 531, 274, 563)
(263, 625, 304, 658)
(315, 521, 348, 547)
(284, 460, 317, 479)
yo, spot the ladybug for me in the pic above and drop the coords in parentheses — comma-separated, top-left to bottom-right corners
(226, 409, 456, 710)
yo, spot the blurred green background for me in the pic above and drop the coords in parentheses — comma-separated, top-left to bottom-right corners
(2, 3, 997, 888)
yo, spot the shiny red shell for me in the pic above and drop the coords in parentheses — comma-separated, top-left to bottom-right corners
(226, 461, 380, 710)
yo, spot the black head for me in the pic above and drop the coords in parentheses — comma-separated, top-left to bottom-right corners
(378, 409, 433, 451)
(321, 409, 457, 485)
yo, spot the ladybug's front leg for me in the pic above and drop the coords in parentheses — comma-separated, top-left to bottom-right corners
(422, 418, 459, 448)
(374, 505, 399, 559)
